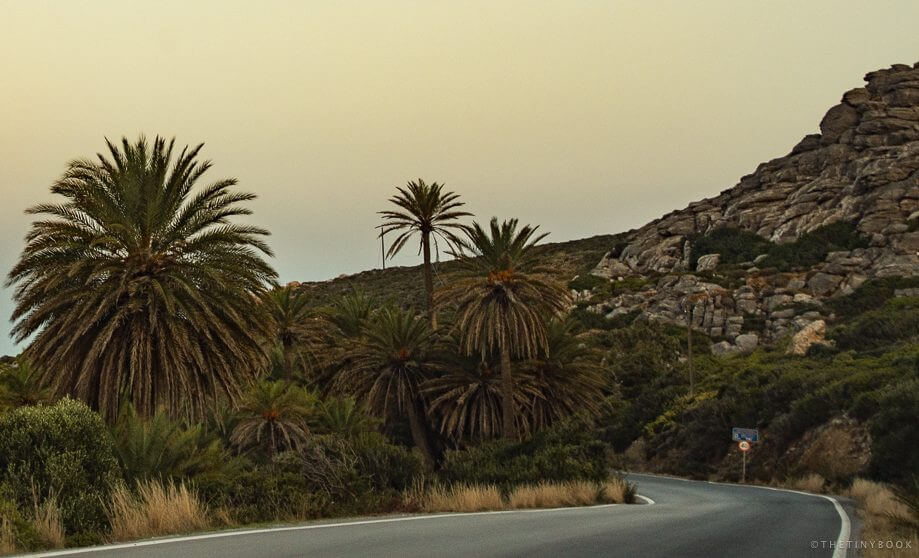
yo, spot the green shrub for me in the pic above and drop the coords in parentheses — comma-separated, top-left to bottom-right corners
(439, 417, 608, 489)
(760, 221, 868, 271)
(688, 228, 772, 269)
(196, 453, 313, 524)
(568, 274, 607, 292)
(299, 433, 423, 513)
(868, 379, 919, 484)
(688, 221, 868, 272)
(829, 276, 919, 320)
(0, 398, 122, 535)
(832, 297, 919, 351)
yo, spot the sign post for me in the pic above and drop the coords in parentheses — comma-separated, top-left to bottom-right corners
(732, 428, 758, 483)
(738, 441, 751, 483)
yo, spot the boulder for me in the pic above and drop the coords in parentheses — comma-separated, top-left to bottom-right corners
(807, 273, 844, 296)
(735, 333, 759, 353)
(787, 320, 832, 356)
(696, 254, 721, 272)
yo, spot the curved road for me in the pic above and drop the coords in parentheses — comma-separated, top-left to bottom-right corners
(30, 474, 851, 558)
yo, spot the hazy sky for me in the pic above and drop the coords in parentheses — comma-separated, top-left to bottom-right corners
(2, 1, 918, 355)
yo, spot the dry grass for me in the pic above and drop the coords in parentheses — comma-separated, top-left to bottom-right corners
(844, 478, 918, 558)
(601, 478, 630, 504)
(0, 518, 16, 555)
(786, 473, 826, 494)
(418, 484, 504, 513)
(31, 496, 65, 549)
(508, 481, 599, 509)
(108, 480, 210, 542)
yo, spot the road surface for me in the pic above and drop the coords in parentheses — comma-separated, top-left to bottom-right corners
(29, 473, 851, 558)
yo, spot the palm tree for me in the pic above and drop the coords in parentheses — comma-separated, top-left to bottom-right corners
(263, 285, 328, 382)
(6, 136, 276, 419)
(230, 380, 314, 456)
(335, 307, 440, 465)
(329, 290, 376, 339)
(436, 218, 570, 439)
(379, 179, 471, 328)
(423, 345, 538, 442)
(521, 319, 607, 431)
(311, 397, 378, 438)
(0, 359, 54, 409)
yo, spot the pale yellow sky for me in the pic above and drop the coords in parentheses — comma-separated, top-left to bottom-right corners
(2, 1, 918, 353)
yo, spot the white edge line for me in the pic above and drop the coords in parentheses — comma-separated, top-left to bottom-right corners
(630, 473, 849, 558)
(24, 501, 642, 557)
(635, 494, 655, 505)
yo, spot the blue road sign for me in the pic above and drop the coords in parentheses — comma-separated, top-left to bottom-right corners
(732, 427, 759, 442)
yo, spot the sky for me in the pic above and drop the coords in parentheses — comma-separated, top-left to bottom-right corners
(1, 1, 919, 355)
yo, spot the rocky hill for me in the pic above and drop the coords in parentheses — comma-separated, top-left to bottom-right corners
(586, 62, 919, 354)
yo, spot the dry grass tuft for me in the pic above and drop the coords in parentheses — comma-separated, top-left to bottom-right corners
(419, 484, 504, 513)
(845, 478, 919, 558)
(787, 473, 825, 494)
(508, 481, 599, 509)
(31, 496, 65, 549)
(601, 478, 630, 504)
(846, 478, 884, 505)
(108, 480, 210, 542)
(0, 517, 16, 555)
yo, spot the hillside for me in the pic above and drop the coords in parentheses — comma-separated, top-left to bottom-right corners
(293, 62, 919, 485)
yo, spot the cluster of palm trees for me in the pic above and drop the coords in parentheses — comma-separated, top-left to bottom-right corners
(5, 137, 610, 465)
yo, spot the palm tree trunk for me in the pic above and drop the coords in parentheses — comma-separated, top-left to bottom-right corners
(421, 230, 437, 329)
(406, 399, 435, 468)
(500, 343, 516, 440)
(283, 342, 294, 383)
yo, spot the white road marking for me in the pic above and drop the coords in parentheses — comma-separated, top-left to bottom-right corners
(635, 494, 655, 505)
(24, 501, 640, 557)
(630, 473, 850, 558)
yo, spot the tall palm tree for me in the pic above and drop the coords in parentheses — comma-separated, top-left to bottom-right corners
(263, 285, 328, 382)
(6, 136, 276, 419)
(335, 307, 440, 465)
(379, 179, 471, 328)
(436, 218, 569, 439)
(230, 380, 314, 456)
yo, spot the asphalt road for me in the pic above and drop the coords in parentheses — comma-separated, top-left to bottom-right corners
(29, 473, 850, 558)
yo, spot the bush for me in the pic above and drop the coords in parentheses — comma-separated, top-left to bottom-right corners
(688, 221, 869, 272)
(829, 276, 919, 319)
(439, 417, 608, 489)
(689, 228, 772, 269)
(299, 433, 423, 514)
(568, 274, 607, 293)
(868, 379, 919, 484)
(832, 297, 919, 351)
(760, 221, 868, 271)
(0, 399, 122, 535)
(195, 453, 312, 524)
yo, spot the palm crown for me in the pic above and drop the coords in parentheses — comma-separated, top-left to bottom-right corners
(379, 179, 471, 327)
(7, 136, 277, 419)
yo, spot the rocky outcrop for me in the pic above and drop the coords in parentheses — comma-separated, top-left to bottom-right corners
(585, 62, 919, 353)
(593, 62, 919, 281)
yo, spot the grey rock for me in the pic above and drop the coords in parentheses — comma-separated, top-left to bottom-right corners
(807, 273, 844, 296)
(735, 333, 759, 353)
(696, 254, 721, 272)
